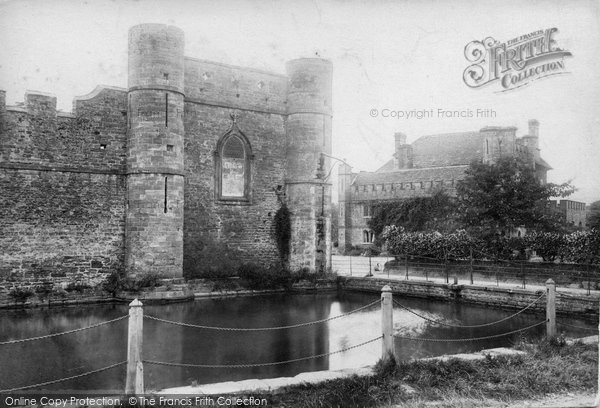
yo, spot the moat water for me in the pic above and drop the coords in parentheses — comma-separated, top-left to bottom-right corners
(0, 292, 595, 392)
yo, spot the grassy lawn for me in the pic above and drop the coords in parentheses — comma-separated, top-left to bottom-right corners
(258, 337, 597, 407)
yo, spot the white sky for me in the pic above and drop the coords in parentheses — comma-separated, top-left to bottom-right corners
(1, 0, 599, 203)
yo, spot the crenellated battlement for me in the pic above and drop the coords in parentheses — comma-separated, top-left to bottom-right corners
(1, 22, 334, 284)
(3, 86, 128, 120)
(0, 87, 128, 173)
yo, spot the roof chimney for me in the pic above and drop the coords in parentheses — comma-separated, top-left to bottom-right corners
(528, 119, 539, 138)
(393, 132, 412, 169)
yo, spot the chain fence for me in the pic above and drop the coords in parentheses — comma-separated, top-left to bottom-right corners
(392, 292, 545, 328)
(332, 253, 600, 293)
(0, 315, 128, 392)
(144, 299, 380, 331)
(394, 320, 548, 343)
(0, 315, 128, 345)
(557, 321, 598, 332)
(2, 280, 593, 393)
(144, 336, 382, 369)
(0, 361, 126, 393)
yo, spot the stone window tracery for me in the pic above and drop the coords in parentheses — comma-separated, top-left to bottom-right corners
(215, 127, 252, 202)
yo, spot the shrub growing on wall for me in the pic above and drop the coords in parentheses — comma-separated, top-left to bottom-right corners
(183, 239, 240, 279)
(273, 203, 291, 263)
(369, 189, 459, 237)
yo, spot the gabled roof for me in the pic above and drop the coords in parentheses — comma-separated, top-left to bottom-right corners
(410, 131, 484, 168)
(535, 157, 552, 169)
(353, 165, 469, 185)
(375, 159, 395, 173)
(375, 131, 484, 173)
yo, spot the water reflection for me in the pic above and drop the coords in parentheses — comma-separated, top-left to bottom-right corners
(0, 292, 595, 392)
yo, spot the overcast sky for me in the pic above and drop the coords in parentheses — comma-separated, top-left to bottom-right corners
(1, 0, 598, 203)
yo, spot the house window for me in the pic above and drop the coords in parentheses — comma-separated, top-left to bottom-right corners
(215, 130, 252, 201)
(363, 203, 372, 217)
(363, 230, 374, 243)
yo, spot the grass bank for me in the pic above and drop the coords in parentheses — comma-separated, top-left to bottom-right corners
(253, 337, 597, 407)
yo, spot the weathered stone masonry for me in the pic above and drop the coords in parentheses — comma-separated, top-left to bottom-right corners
(0, 23, 333, 286)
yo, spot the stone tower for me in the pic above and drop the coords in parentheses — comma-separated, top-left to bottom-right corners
(126, 24, 185, 277)
(285, 58, 333, 273)
(521, 119, 540, 160)
(393, 132, 412, 169)
(481, 126, 517, 165)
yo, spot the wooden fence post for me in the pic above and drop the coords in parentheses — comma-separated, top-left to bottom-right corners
(349, 255, 352, 276)
(126, 299, 144, 395)
(545, 279, 556, 339)
(594, 300, 600, 407)
(381, 285, 394, 360)
(444, 257, 449, 284)
(469, 247, 474, 285)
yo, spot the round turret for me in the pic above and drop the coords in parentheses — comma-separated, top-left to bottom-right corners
(285, 58, 333, 181)
(125, 24, 186, 277)
(286, 58, 333, 116)
(128, 24, 185, 93)
(284, 58, 333, 272)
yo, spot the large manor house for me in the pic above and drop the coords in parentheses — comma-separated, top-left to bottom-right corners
(338, 120, 568, 249)
(0, 24, 333, 282)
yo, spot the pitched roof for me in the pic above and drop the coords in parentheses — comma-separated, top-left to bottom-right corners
(535, 156, 552, 169)
(353, 165, 469, 185)
(375, 131, 484, 173)
(375, 159, 395, 173)
(410, 131, 484, 168)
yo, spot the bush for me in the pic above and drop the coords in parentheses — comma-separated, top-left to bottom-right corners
(118, 273, 164, 293)
(65, 281, 91, 292)
(238, 263, 290, 290)
(290, 267, 314, 283)
(8, 287, 35, 304)
(102, 271, 124, 297)
(346, 247, 363, 256)
(273, 203, 291, 263)
(136, 273, 162, 289)
(381, 226, 600, 264)
(184, 239, 239, 279)
(34, 282, 54, 299)
(343, 245, 382, 256)
(374, 355, 397, 379)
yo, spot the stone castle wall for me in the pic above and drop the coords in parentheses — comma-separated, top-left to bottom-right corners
(0, 23, 333, 290)
(183, 59, 288, 270)
(0, 88, 128, 286)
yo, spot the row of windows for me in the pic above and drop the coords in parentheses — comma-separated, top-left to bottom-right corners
(354, 179, 455, 193)
(564, 201, 586, 210)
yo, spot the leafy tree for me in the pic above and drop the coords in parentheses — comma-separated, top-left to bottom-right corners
(588, 200, 600, 230)
(368, 188, 459, 237)
(456, 157, 575, 235)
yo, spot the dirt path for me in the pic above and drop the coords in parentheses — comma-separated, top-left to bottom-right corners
(505, 392, 597, 407)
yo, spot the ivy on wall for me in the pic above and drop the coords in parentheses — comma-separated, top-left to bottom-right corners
(274, 203, 291, 263)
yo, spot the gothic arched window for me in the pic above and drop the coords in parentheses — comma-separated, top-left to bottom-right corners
(215, 129, 252, 202)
